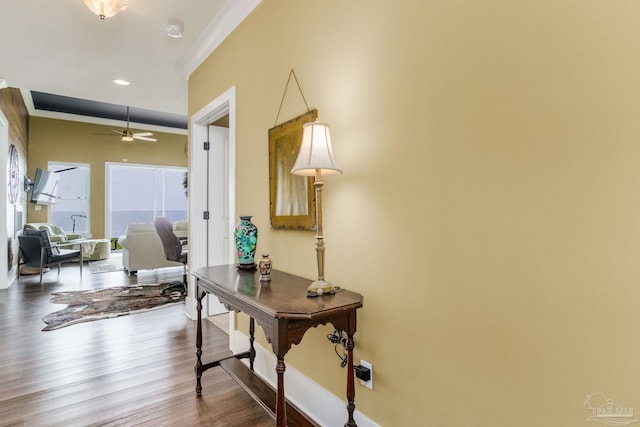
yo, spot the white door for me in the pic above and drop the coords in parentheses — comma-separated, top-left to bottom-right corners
(206, 125, 230, 315)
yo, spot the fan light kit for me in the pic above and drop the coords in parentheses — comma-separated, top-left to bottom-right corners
(84, 0, 128, 20)
(99, 106, 157, 142)
(166, 24, 184, 38)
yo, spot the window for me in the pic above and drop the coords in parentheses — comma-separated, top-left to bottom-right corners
(106, 163, 187, 239)
(48, 162, 90, 234)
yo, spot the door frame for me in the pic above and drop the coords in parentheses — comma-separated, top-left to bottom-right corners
(186, 86, 236, 319)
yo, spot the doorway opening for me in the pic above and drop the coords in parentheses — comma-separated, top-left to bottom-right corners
(187, 86, 236, 319)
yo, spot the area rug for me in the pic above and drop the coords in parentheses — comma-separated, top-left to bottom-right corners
(89, 259, 125, 274)
(42, 282, 185, 331)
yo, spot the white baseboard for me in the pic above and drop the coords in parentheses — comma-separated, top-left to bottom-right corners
(185, 295, 195, 320)
(230, 326, 379, 427)
(6, 266, 16, 288)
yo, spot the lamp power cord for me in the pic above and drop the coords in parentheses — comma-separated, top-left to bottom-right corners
(327, 330, 348, 368)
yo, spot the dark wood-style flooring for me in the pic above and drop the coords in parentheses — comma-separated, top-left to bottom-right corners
(0, 255, 275, 426)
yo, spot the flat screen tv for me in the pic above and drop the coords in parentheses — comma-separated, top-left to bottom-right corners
(29, 168, 59, 205)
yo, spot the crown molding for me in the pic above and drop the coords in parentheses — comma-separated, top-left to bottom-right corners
(177, 0, 263, 79)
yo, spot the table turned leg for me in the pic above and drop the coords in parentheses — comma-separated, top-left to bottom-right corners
(345, 331, 357, 427)
(249, 317, 256, 371)
(195, 289, 206, 395)
(276, 356, 287, 427)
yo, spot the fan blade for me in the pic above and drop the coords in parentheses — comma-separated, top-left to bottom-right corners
(133, 132, 153, 137)
(111, 129, 124, 135)
(134, 135, 157, 142)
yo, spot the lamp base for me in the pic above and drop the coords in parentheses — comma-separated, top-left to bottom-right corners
(307, 280, 341, 297)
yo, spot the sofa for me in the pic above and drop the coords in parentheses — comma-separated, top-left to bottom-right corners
(24, 223, 84, 244)
(24, 223, 111, 261)
(81, 239, 111, 261)
(118, 222, 187, 274)
(173, 220, 188, 240)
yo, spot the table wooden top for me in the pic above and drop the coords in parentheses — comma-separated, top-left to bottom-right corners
(193, 265, 363, 321)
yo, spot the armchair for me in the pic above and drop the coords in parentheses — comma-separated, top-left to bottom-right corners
(118, 223, 183, 274)
(18, 229, 83, 284)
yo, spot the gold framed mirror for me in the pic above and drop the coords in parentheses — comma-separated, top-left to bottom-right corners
(268, 109, 318, 230)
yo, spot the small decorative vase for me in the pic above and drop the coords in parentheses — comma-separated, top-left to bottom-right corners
(258, 254, 272, 281)
(234, 215, 258, 270)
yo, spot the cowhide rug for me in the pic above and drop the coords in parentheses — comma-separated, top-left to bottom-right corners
(42, 282, 185, 331)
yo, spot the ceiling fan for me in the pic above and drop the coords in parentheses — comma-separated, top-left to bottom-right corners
(110, 106, 157, 142)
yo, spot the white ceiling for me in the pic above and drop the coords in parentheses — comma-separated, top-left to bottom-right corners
(0, 0, 260, 131)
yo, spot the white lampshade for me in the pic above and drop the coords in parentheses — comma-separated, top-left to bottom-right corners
(84, 0, 128, 20)
(291, 120, 342, 177)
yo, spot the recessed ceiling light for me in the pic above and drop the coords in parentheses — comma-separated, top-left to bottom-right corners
(166, 24, 184, 38)
(113, 79, 130, 86)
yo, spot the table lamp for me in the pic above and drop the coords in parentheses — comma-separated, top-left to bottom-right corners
(291, 120, 342, 296)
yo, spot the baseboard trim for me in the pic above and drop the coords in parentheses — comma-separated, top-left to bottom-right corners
(230, 328, 379, 427)
(185, 295, 195, 320)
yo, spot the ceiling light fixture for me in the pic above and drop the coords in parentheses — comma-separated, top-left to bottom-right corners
(112, 79, 130, 86)
(166, 24, 184, 38)
(83, 0, 128, 20)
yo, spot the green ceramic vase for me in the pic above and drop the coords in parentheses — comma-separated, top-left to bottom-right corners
(234, 216, 258, 268)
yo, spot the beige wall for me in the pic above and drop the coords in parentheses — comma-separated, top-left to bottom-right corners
(189, 1, 640, 425)
(0, 88, 29, 273)
(28, 117, 187, 239)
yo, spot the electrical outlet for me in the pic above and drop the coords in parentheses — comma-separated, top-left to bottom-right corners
(359, 360, 373, 389)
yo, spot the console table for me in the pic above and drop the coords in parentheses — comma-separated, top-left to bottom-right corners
(193, 265, 363, 427)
